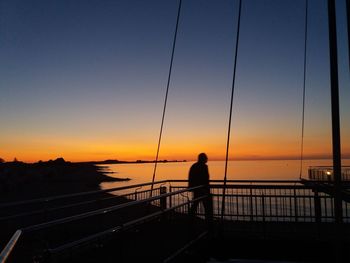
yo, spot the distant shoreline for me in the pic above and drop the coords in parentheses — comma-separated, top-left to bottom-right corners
(0, 158, 130, 203)
(77, 157, 350, 164)
(79, 158, 350, 165)
(78, 159, 188, 165)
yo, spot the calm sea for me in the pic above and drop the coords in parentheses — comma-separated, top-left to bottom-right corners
(100, 159, 350, 190)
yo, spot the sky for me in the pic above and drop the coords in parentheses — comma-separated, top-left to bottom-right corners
(0, 0, 349, 162)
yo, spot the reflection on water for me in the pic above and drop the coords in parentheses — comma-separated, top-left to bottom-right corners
(100, 159, 350, 190)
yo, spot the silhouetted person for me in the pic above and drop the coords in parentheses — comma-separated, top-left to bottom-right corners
(188, 153, 213, 224)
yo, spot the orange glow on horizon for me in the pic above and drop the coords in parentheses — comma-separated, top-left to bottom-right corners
(1, 129, 349, 163)
(1, 141, 348, 163)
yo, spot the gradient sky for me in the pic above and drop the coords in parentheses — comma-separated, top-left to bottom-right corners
(0, 0, 349, 162)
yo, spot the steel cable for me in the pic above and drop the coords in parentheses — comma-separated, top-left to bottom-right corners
(150, 0, 182, 198)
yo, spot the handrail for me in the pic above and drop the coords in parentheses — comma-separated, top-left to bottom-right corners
(172, 179, 350, 186)
(173, 179, 304, 183)
(163, 231, 208, 263)
(0, 180, 169, 208)
(0, 179, 325, 209)
(0, 185, 204, 262)
(2, 179, 349, 262)
(0, 187, 161, 222)
(0, 230, 22, 263)
(7, 181, 319, 222)
(23, 185, 205, 233)
(211, 184, 313, 189)
(173, 184, 318, 190)
(2, 180, 323, 224)
(48, 195, 208, 255)
(309, 165, 350, 168)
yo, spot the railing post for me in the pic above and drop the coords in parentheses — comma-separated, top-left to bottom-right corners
(314, 190, 321, 223)
(262, 192, 265, 223)
(294, 188, 299, 222)
(249, 187, 254, 221)
(261, 191, 267, 239)
(169, 186, 172, 209)
(160, 186, 167, 210)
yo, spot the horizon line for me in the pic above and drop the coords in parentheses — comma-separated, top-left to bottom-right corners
(5, 155, 350, 164)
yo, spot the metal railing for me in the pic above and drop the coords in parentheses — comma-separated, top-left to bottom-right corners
(0, 231, 22, 263)
(0, 180, 169, 213)
(48, 190, 208, 262)
(308, 166, 350, 181)
(0, 184, 206, 262)
(169, 180, 350, 223)
(1, 179, 350, 262)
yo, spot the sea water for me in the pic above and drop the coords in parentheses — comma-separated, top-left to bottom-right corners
(100, 159, 350, 189)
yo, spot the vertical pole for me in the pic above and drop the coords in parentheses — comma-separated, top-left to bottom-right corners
(328, 0, 343, 224)
(249, 187, 254, 221)
(261, 193, 265, 222)
(314, 190, 321, 224)
(328, 1, 343, 261)
(294, 188, 299, 222)
(160, 186, 167, 210)
(169, 186, 173, 209)
(261, 191, 266, 238)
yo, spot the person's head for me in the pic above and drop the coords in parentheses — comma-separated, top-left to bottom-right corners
(198, 153, 208, 164)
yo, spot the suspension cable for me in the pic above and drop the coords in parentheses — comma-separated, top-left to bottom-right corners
(150, 0, 182, 198)
(221, 0, 243, 221)
(299, 0, 308, 180)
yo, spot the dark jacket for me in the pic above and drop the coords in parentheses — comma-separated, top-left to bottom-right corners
(188, 162, 209, 193)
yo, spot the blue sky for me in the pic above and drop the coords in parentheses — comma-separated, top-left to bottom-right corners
(0, 0, 349, 162)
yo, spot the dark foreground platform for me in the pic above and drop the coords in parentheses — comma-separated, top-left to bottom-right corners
(2, 180, 350, 263)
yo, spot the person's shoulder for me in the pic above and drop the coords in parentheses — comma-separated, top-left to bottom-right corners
(190, 162, 199, 168)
